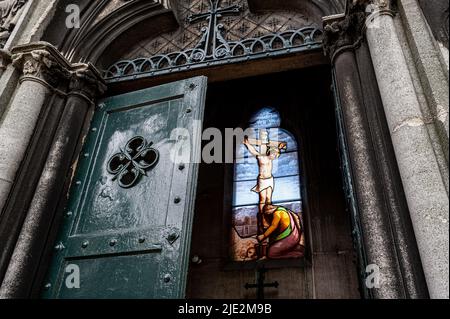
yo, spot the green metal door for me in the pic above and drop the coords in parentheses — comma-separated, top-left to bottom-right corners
(42, 77, 207, 299)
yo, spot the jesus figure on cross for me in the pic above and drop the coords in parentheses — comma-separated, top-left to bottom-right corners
(243, 130, 287, 232)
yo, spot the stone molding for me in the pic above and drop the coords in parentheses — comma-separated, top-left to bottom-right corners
(322, 0, 398, 61)
(322, 4, 366, 62)
(0, 48, 10, 72)
(10, 42, 105, 99)
(0, 0, 29, 49)
(69, 63, 107, 104)
(11, 42, 72, 90)
(363, 0, 395, 15)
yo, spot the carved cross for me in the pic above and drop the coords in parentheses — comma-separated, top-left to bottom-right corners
(187, 0, 241, 57)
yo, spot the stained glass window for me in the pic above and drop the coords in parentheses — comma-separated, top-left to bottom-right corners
(230, 107, 305, 262)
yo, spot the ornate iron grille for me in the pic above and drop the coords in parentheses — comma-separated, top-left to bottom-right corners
(103, 0, 323, 82)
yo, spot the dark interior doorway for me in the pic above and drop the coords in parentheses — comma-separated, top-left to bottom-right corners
(186, 66, 361, 299)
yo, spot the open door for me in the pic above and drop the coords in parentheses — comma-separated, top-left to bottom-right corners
(42, 77, 207, 299)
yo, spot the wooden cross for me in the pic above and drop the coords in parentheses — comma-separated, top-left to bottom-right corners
(245, 266, 279, 299)
(246, 129, 287, 155)
(187, 0, 241, 56)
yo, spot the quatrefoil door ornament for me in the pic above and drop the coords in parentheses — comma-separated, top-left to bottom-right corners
(107, 136, 159, 188)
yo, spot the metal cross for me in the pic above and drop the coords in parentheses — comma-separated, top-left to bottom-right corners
(188, 0, 241, 57)
(245, 266, 279, 299)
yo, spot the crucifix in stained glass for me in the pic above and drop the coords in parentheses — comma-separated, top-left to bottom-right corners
(232, 108, 306, 262)
(244, 130, 287, 233)
(188, 0, 241, 58)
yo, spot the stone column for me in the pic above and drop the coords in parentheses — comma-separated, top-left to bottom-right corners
(323, 8, 405, 299)
(354, 40, 428, 299)
(397, 0, 449, 159)
(0, 42, 71, 214)
(0, 63, 106, 298)
(0, 42, 71, 287)
(365, 0, 449, 299)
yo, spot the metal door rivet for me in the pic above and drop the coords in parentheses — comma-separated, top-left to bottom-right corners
(44, 283, 51, 290)
(178, 164, 185, 171)
(84, 153, 89, 158)
(66, 211, 73, 217)
(164, 274, 171, 283)
(192, 255, 202, 265)
(54, 243, 65, 251)
(109, 239, 117, 247)
(168, 233, 177, 242)
(91, 128, 97, 132)
(82, 241, 89, 248)
(76, 181, 82, 185)
(138, 237, 146, 243)
(174, 197, 181, 204)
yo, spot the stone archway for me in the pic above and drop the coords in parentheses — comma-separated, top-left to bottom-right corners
(0, 0, 433, 299)
(42, 0, 345, 68)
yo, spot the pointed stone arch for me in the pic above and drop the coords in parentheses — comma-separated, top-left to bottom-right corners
(247, 0, 345, 19)
(42, 0, 346, 69)
(43, 0, 177, 66)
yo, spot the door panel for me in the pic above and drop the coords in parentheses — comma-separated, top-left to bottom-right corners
(42, 77, 207, 299)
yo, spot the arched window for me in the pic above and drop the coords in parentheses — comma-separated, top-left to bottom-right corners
(230, 107, 305, 262)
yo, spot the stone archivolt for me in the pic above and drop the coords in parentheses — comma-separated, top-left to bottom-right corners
(0, 0, 28, 49)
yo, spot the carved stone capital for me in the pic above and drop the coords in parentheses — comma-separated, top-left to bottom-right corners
(363, 0, 395, 21)
(10, 42, 71, 89)
(322, 2, 367, 61)
(0, 48, 11, 72)
(69, 63, 107, 102)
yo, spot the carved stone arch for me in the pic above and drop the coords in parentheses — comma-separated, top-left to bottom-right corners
(247, 0, 346, 21)
(42, 0, 179, 67)
(42, 0, 346, 70)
